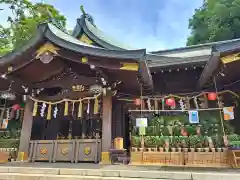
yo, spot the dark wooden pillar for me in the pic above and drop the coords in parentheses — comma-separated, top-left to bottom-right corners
(101, 92, 112, 163)
(112, 101, 123, 139)
(17, 98, 33, 161)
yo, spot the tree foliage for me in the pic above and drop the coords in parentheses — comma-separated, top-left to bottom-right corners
(187, 0, 240, 46)
(0, 0, 67, 55)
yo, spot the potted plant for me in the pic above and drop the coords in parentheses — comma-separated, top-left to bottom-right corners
(181, 136, 189, 152)
(170, 136, 178, 152)
(211, 136, 217, 152)
(131, 136, 140, 151)
(216, 136, 223, 152)
(157, 136, 165, 152)
(203, 136, 210, 152)
(144, 136, 157, 151)
(175, 136, 182, 152)
(228, 134, 240, 142)
(163, 136, 170, 152)
(153, 136, 158, 151)
(206, 136, 214, 152)
(228, 134, 240, 150)
(196, 136, 203, 152)
(189, 135, 198, 152)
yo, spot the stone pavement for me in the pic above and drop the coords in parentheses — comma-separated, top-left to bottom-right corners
(0, 163, 239, 180)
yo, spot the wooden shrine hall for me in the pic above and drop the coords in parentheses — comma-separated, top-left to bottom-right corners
(1, 9, 240, 166)
(0, 19, 152, 163)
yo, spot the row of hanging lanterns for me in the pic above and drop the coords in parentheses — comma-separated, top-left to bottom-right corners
(134, 92, 217, 106)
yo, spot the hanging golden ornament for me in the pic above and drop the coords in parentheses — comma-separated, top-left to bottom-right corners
(64, 101, 69, 116)
(47, 104, 52, 120)
(81, 57, 88, 63)
(78, 101, 83, 118)
(94, 97, 99, 114)
(32, 101, 38, 116)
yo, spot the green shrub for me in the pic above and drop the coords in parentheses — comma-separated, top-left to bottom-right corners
(144, 136, 157, 147)
(131, 136, 141, 147)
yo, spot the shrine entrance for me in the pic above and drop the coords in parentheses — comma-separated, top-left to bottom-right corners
(0, 22, 152, 164)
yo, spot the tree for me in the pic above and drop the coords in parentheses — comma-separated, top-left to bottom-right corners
(0, 25, 12, 55)
(0, 0, 67, 55)
(187, 0, 240, 46)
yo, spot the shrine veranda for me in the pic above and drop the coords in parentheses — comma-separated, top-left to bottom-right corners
(0, 10, 240, 168)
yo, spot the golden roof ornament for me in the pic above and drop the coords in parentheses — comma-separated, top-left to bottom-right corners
(35, 43, 59, 63)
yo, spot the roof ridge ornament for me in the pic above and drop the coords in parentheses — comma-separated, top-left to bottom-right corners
(80, 5, 86, 15)
(80, 5, 96, 27)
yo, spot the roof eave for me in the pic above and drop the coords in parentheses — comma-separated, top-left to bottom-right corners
(151, 38, 240, 55)
(146, 53, 209, 70)
(1, 23, 147, 70)
(0, 23, 47, 66)
(45, 25, 146, 59)
(197, 39, 240, 88)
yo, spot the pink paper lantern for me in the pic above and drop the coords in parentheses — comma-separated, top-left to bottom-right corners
(134, 98, 142, 106)
(166, 98, 175, 107)
(12, 104, 21, 111)
(208, 92, 217, 101)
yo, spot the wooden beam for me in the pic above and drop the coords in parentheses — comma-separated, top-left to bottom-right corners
(58, 50, 121, 70)
(198, 52, 220, 88)
(33, 74, 97, 88)
(6, 58, 35, 76)
(59, 51, 110, 85)
(36, 91, 92, 101)
(138, 61, 153, 93)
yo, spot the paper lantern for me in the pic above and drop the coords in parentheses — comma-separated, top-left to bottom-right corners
(208, 92, 217, 101)
(134, 98, 142, 106)
(166, 98, 175, 107)
(12, 104, 21, 111)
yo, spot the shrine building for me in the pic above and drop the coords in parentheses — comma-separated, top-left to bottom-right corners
(0, 10, 240, 166)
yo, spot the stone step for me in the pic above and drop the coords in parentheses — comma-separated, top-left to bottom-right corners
(0, 166, 239, 180)
(0, 173, 164, 180)
(0, 167, 192, 179)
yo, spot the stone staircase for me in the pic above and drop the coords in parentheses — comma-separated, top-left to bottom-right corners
(0, 166, 239, 180)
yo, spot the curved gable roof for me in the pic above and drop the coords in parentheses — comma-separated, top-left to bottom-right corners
(72, 14, 136, 50)
(0, 23, 153, 93)
(0, 23, 146, 66)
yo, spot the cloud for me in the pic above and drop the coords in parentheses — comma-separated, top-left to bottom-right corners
(0, 3, 12, 27)
(1, 0, 203, 51)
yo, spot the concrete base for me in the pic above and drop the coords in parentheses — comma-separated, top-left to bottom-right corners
(0, 166, 239, 180)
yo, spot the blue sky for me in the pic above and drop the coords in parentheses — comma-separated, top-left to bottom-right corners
(0, 0, 203, 51)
